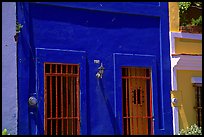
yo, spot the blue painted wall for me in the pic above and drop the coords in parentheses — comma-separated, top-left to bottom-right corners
(17, 2, 173, 135)
(2, 2, 17, 135)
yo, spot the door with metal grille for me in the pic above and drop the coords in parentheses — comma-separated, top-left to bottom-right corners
(122, 67, 153, 135)
(44, 63, 80, 135)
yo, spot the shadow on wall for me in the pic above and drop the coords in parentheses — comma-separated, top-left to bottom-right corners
(30, 3, 159, 29)
(96, 78, 120, 134)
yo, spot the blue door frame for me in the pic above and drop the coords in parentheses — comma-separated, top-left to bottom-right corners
(113, 53, 159, 134)
(35, 48, 87, 134)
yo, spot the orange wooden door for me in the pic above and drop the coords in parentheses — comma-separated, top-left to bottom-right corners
(122, 67, 153, 135)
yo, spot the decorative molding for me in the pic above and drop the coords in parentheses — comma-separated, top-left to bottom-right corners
(172, 55, 202, 71)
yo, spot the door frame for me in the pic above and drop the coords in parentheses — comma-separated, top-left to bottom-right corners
(35, 48, 87, 135)
(113, 53, 159, 134)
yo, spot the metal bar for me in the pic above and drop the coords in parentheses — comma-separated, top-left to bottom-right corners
(141, 69, 144, 134)
(136, 77, 141, 134)
(141, 70, 143, 134)
(61, 65, 64, 135)
(76, 66, 80, 134)
(56, 65, 58, 135)
(146, 69, 149, 134)
(135, 68, 138, 135)
(44, 64, 47, 135)
(125, 68, 129, 135)
(122, 76, 150, 79)
(144, 69, 147, 134)
(149, 70, 153, 135)
(46, 63, 79, 66)
(45, 73, 79, 77)
(73, 72, 76, 134)
(138, 69, 141, 134)
(47, 117, 79, 120)
(50, 65, 53, 135)
(121, 69, 125, 135)
(137, 68, 140, 134)
(129, 68, 134, 135)
(123, 116, 153, 118)
(71, 65, 74, 135)
(66, 65, 69, 135)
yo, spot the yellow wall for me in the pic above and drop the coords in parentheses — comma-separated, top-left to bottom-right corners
(176, 70, 202, 129)
(168, 2, 179, 32)
(169, 1, 202, 132)
(175, 38, 202, 54)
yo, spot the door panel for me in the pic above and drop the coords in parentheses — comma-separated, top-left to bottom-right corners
(122, 67, 153, 135)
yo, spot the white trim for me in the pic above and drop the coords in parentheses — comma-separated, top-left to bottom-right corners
(171, 68, 177, 91)
(191, 77, 202, 84)
(172, 55, 202, 71)
(172, 107, 179, 135)
(171, 58, 179, 90)
(169, 31, 175, 54)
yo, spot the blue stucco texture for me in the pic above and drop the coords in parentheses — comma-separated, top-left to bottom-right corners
(17, 2, 173, 135)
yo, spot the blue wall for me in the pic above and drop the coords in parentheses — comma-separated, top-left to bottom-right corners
(17, 2, 173, 135)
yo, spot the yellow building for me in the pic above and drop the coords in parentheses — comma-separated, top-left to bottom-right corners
(169, 2, 202, 135)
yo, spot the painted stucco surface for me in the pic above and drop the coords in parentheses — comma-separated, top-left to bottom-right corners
(2, 2, 17, 135)
(168, 2, 179, 32)
(175, 38, 202, 54)
(17, 2, 172, 135)
(177, 70, 202, 129)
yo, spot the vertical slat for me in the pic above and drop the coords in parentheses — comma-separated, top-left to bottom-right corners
(129, 69, 134, 135)
(71, 65, 74, 135)
(137, 69, 140, 134)
(66, 65, 69, 135)
(141, 69, 143, 135)
(77, 66, 80, 134)
(135, 68, 139, 135)
(125, 68, 129, 135)
(61, 65, 64, 135)
(56, 65, 58, 135)
(145, 69, 148, 134)
(144, 68, 147, 135)
(145, 69, 148, 135)
(73, 69, 76, 134)
(50, 65, 53, 135)
(122, 69, 125, 135)
(149, 70, 153, 135)
(44, 64, 47, 135)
